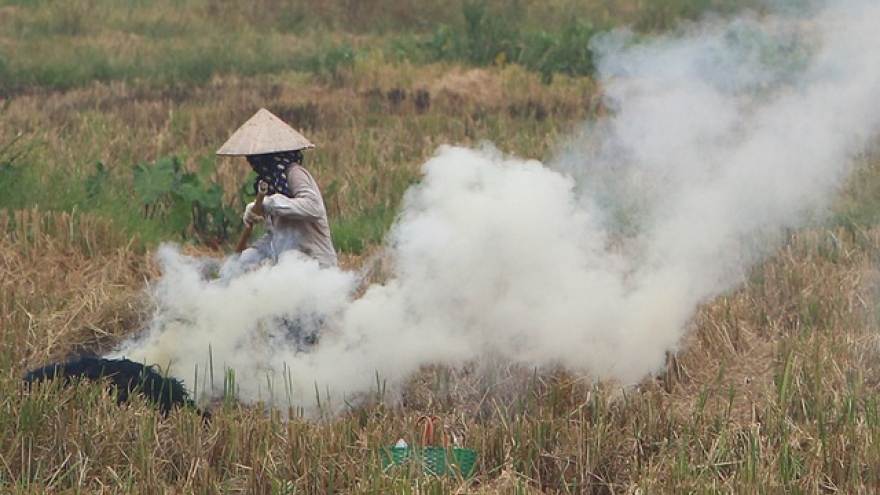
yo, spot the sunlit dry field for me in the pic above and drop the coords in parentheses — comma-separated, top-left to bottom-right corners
(4, 0, 880, 493)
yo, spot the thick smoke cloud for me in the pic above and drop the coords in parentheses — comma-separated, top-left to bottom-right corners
(110, 0, 880, 411)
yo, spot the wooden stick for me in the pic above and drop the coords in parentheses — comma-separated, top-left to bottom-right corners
(235, 181, 268, 253)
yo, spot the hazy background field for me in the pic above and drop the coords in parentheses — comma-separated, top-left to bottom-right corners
(4, 0, 880, 493)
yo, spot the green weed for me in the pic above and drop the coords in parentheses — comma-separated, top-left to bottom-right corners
(0, 134, 31, 209)
(132, 155, 241, 246)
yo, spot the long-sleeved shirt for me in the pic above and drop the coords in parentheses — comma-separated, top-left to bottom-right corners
(264, 165, 338, 268)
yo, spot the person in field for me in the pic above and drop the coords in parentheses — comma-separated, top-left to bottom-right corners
(217, 108, 338, 273)
(216, 108, 337, 351)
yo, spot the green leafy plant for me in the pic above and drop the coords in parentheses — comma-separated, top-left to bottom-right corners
(132, 155, 241, 248)
(521, 20, 597, 84)
(84, 161, 110, 201)
(460, 0, 521, 66)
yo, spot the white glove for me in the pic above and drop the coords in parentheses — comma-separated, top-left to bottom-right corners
(242, 202, 264, 225)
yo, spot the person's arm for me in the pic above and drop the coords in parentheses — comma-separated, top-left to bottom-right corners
(264, 166, 325, 221)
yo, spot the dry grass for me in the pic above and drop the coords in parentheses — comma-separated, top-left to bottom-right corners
(6, 197, 880, 492)
(0, 208, 152, 368)
(4, 0, 880, 492)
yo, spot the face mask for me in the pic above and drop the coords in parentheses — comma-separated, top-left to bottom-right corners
(246, 151, 302, 197)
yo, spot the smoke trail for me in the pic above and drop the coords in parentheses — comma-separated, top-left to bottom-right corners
(111, 0, 880, 409)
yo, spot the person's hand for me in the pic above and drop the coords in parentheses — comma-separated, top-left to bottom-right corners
(242, 202, 264, 225)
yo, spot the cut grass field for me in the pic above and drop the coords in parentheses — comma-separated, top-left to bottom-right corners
(4, 0, 880, 493)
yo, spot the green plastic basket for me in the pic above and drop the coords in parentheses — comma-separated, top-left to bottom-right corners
(380, 445, 478, 478)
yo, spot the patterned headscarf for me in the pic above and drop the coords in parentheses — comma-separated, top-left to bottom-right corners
(246, 151, 303, 197)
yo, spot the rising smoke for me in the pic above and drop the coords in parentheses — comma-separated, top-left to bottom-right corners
(110, 0, 880, 411)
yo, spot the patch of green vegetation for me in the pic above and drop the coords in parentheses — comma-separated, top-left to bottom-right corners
(0, 35, 282, 91)
(421, 2, 600, 83)
(331, 205, 397, 254)
(294, 43, 358, 86)
(130, 155, 242, 246)
(635, 0, 764, 32)
(0, 134, 37, 210)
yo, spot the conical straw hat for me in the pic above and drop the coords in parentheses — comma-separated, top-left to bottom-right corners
(216, 108, 315, 156)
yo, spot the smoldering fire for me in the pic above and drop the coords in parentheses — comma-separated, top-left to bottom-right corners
(98, 0, 880, 414)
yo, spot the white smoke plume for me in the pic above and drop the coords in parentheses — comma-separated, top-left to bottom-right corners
(110, 0, 880, 411)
